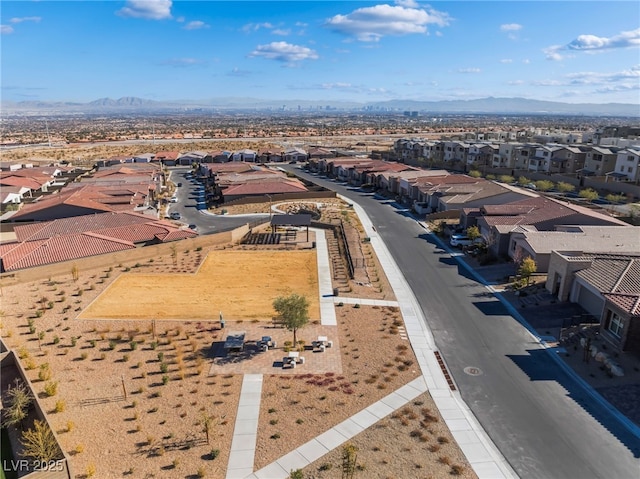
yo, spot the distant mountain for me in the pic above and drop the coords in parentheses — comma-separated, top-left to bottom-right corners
(2, 96, 638, 117)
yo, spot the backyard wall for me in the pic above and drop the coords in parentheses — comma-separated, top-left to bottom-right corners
(0, 223, 267, 286)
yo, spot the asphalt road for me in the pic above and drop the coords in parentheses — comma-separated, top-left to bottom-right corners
(285, 166, 640, 479)
(167, 167, 266, 234)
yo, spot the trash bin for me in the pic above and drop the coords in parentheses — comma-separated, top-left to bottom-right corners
(333, 288, 339, 297)
(220, 319, 225, 329)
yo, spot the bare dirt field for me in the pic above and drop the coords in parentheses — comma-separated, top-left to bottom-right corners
(79, 249, 320, 322)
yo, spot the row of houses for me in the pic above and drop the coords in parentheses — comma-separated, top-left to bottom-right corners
(96, 147, 314, 167)
(394, 138, 640, 182)
(3, 163, 162, 223)
(0, 163, 85, 206)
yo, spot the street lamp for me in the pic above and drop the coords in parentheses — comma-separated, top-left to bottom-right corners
(266, 194, 273, 220)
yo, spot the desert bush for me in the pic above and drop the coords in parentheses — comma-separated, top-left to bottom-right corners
(44, 381, 59, 397)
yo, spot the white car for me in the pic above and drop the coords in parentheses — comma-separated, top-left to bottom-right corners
(170, 196, 178, 203)
(450, 234, 482, 248)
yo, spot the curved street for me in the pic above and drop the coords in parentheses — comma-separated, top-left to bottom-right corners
(283, 166, 640, 479)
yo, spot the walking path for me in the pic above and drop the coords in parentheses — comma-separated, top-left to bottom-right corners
(314, 229, 337, 326)
(332, 296, 399, 307)
(226, 374, 264, 479)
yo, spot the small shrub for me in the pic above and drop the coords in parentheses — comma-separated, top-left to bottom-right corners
(86, 463, 96, 477)
(54, 400, 66, 413)
(197, 466, 206, 477)
(75, 443, 85, 454)
(66, 420, 75, 432)
(210, 449, 220, 460)
(270, 433, 281, 439)
(451, 464, 464, 475)
(44, 380, 59, 397)
(162, 375, 169, 385)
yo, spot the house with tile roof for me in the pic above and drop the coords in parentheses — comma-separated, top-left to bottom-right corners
(463, 196, 630, 258)
(509, 225, 640, 272)
(155, 151, 180, 166)
(546, 252, 640, 352)
(6, 184, 151, 223)
(256, 149, 283, 163)
(0, 211, 196, 272)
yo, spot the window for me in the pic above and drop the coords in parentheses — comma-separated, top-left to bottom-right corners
(628, 156, 635, 161)
(607, 311, 624, 338)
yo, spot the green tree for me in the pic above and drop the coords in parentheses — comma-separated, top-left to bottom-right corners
(578, 188, 599, 202)
(518, 257, 537, 286)
(556, 181, 575, 193)
(498, 175, 515, 184)
(272, 293, 309, 346)
(534, 180, 554, 192)
(517, 176, 530, 186)
(20, 419, 62, 463)
(2, 380, 32, 430)
(468, 170, 482, 178)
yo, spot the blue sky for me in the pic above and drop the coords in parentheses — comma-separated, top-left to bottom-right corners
(2, 1, 639, 104)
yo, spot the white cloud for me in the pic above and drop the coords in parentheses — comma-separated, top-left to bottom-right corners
(320, 82, 354, 90)
(500, 59, 513, 64)
(242, 22, 274, 33)
(567, 28, 640, 51)
(117, 0, 172, 20)
(531, 80, 563, 86)
(545, 28, 640, 60)
(10, 17, 42, 24)
(457, 68, 481, 74)
(1, 25, 14, 35)
(184, 21, 209, 30)
(395, 0, 419, 7)
(228, 67, 252, 77)
(249, 41, 318, 64)
(508, 80, 525, 85)
(522, 59, 531, 64)
(325, 4, 451, 42)
(273, 29, 290, 36)
(500, 23, 522, 32)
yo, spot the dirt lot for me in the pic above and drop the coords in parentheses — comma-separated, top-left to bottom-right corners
(0, 212, 476, 479)
(79, 249, 320, 322)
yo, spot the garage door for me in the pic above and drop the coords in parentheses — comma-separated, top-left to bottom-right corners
(577, 285, 604, 318)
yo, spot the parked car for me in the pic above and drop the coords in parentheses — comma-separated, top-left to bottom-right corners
(170, 196, 178, 203)
(177, 182, 183, 187)
(170, 212, 181, 220)
(450, 234, 483, 248)
(188, 224, 197, 230)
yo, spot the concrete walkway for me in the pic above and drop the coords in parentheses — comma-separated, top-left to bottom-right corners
(332, 296, 399, 307)
(248, 376, 428, 478)
(226, 374, 264, 479)
(314, 229, 337, 326)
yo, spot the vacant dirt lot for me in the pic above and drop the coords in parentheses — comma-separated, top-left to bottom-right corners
(79, 249, 320, 322)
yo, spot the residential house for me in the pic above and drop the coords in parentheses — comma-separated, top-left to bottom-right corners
(509, 225, 640, 272)
(283, 147, 308, 163)
(464, 196, 630, 258)
(0, 211, 196, 272)
(514, 144, 540, 171)
(207, 150, 233, 163)
(257, 149, 283, 163)
(582, 146, 619, 177)
(609, 148, 640, 182)
(548, 145, 586, 174)
(133, 153, 155, 163)
(467, 143, 499, 172)
(307, 147, 335, 160)
(232, 149, 257, 162)
(492, 142, 523, 169)
(545, 251, 640, 352)
(155, 151, 180, 166)
(0, 186, 28, 205)
(179, 151, 212, 165)
(442, 141, 470, 166)
(0, 162, 23, 172)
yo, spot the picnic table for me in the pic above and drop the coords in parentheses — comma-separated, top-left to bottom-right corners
(282, 351, 305, 369)
(223, 331, 246, 353)
(312, 335, 333, 352)
(258, 336, 277, 351)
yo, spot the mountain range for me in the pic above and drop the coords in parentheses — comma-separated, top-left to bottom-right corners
(2, 96, 638, 117)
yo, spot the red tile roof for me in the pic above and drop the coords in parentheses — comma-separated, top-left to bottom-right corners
(602, 293, 640, 317)
(2, 212, 196, 272)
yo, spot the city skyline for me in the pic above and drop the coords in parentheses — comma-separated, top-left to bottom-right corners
(2, 1, 639, 105)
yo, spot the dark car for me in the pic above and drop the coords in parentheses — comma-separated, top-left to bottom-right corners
(188, 224, 197, 230)
(177, 182, 183, 187)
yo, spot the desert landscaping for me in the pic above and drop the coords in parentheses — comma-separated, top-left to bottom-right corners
(0, 198, 477, 479)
